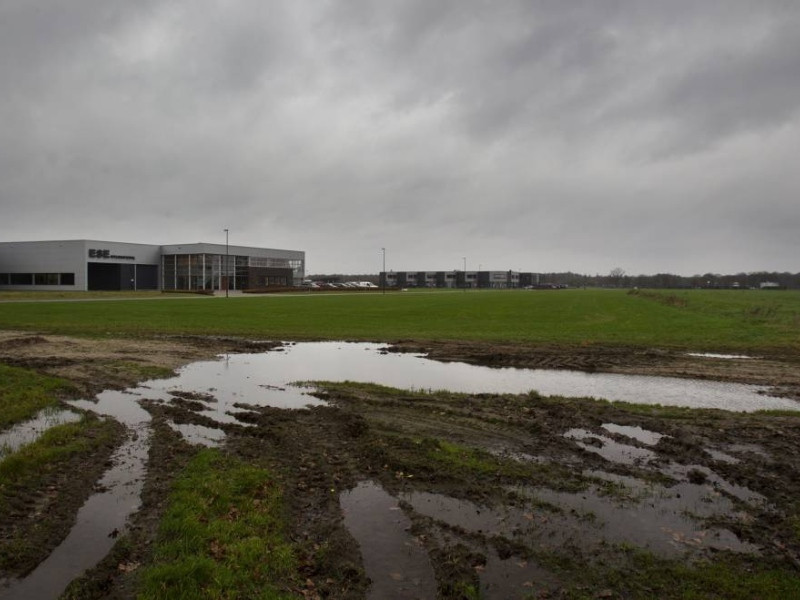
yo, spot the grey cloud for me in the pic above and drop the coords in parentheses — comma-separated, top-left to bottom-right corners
(1, 1, 799, 275)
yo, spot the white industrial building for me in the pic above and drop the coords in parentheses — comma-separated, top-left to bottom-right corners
(0, 240, 305, 291)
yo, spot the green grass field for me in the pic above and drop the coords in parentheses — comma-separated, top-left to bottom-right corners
(1, 289, 799, 351)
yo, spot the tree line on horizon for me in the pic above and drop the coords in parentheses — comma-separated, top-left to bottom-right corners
(543, 269, 799, 289)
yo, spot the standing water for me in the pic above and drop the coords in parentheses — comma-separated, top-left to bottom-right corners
(0, 408, 81, 459)
(118, 342, 796, 428)
(340, 481, 437, 599)
(0, 391, 151, 600)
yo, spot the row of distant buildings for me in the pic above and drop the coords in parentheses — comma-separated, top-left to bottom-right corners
(380, 270, 547, 289)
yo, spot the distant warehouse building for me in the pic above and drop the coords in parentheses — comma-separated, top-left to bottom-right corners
(381, 270, 527, 289)
(0, 240, 305, 292)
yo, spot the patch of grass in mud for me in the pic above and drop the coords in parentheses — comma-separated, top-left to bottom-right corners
(138, 448, 298, 600)
(565, 551, 800, 599)
(106, 361, 175, 381)
(582, 397, 756, 421)
(0, 364, 76, 429)
(425, 439, 584, 491)
(756, 409, 800, 417)
(0, 415, 121, 575)
(787, 503, 800, 544)
(0, 417, 112, 491)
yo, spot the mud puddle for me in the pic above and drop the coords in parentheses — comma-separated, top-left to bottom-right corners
(400, 466, 759, 556)
(0, 426, 149, 600)
(165, 420, 225, 447)
(704, 448, 741, 464)
(341, 458, 764, 598)
(0, 389, 152, 599)
(0, 408, 81, 458)
(686, 352, 756, 359)
(340, 481, 438, 599)
(564, 428, 659, 465)
(94, 343, 798, 434)
(342, 484, 561, 598)
(601, 422, 666, 445)
(561, 425, 767, 506)
(527, 477, 760, 555)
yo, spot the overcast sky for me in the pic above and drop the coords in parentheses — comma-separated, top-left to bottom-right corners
(1, 1, 798, 275)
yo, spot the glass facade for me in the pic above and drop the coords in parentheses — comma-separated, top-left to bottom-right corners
(161, 253, 297, 291)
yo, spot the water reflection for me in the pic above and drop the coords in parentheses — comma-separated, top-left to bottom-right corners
(101, 343, 799, 431)
(601, 423, 666, 445)
(340, 481, 437, 600)
(401, 478, 759, 559)
(563, 428, 658, 465)
(166, 421, 225, 447)
(0, 425, 149, 600)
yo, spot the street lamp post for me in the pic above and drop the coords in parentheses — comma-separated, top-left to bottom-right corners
(224, 228, 229, 298)
(381, 247, 386, 295)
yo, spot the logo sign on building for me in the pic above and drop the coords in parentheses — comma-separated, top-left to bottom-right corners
(88, 249, 135, 260)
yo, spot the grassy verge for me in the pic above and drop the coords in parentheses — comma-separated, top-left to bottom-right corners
(0, 289, 798, 350)
(0, 364, 76, 430)
(0, 415, 121, 574)
(138, 449, 298, 600)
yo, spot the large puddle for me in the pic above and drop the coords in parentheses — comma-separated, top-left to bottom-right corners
(82, 343, 798, 437)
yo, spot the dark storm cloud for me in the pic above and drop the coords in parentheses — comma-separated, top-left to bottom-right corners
(1, 1, 798, 274)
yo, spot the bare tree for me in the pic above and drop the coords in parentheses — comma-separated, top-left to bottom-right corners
(609, 267, 626, 287)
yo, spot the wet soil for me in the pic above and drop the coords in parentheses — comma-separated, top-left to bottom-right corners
(0, 417, 124, 582)
(59, 415, 199, 600)
(1, 331, 800, 598)
(133, 378, 800, 598)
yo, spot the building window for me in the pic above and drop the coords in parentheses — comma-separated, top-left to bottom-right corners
(10, 273, 33, 285)
(34, 273, 60, 285)
(0, 273, 8, 285)
(60, 273, 75, 285)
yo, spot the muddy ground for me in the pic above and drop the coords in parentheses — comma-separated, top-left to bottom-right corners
(1, 331, 800, 598)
